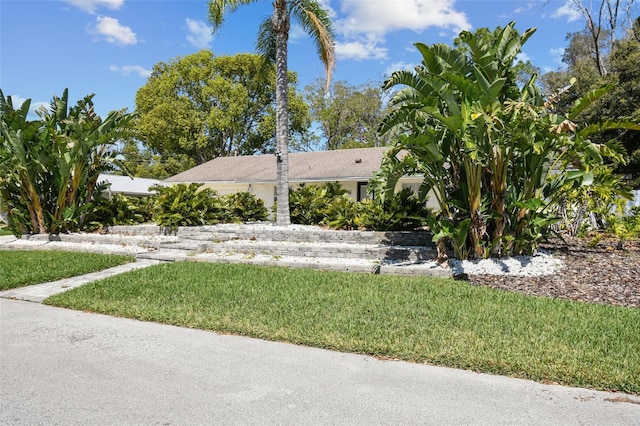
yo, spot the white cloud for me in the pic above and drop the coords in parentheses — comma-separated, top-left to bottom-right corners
(515, 52, 531, 63)
(335, 0, 470, 38)
(335, 40, 388, 60)
(185, 18, 212, 49)
(93, 16, 137, 46)
(8, 95, 49, 117)
(333, 0, 469, 62)
(109, 64, 151, 78)
(546, 47, 567, 71)
(549, 47, 565, 63)
(384, 61, 418, 78)
(289, 24, 307, 42)
(65, 0, 124, 15)
(551, 1, 583, 22)
(514, 2, 535, 14)
(315, 0, 337, 19)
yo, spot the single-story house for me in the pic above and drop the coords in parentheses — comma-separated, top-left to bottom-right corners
(164, 147, 436, 210)
(99, 174, 163, 198)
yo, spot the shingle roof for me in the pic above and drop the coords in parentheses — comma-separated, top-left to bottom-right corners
(164, 147, 390, 183)
(100, 174, 163, 195)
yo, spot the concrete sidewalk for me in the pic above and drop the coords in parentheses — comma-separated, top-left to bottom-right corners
(2, 298, 639, 425)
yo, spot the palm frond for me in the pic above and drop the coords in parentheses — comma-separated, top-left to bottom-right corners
(208, 0, 259, 30)
(576, 120, 640, 138)
(291, 0, 335, 91)
(255, 17, 277, 67)
(416, 42, 469, 76)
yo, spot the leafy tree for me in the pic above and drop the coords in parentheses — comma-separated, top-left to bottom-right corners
(584, 23, 640, 185)
(542, 17, 640, 186)
(377, 22, 639, 260)
(545, 0, 637, 75)
(118, 139, 196, 180)
(0, 89, 133, 235)
(209, 0, 335, 226)
(135, 51, 311, 165)
(305, 79, 391, 150)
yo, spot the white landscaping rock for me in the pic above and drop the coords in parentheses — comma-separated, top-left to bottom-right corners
(450, 251, 563, 277)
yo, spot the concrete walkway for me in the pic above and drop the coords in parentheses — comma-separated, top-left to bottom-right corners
(0, 259, 160, 302)
(2, 298, 639, 425)
(0, 234, 17, 244)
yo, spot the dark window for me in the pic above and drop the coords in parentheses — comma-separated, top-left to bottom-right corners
(357, 182, 372, 201)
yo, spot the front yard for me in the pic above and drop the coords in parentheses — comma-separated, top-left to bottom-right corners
(0, 250, 133, 291)
(44, 261, 640, 394)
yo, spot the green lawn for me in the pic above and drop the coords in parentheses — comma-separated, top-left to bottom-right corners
(45, 262, 640, 394)
(0, 250, 134, 290)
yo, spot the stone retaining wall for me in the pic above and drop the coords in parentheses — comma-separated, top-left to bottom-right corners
(104, 224, 434, 247)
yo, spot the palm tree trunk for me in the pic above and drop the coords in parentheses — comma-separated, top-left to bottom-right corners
(273, 1, 290, 226)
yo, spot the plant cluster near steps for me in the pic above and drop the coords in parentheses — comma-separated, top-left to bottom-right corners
(148, 183, 269, 229)
(375, 22, 640, 260)
(286, 182, 432, 231)
(0, 251, 133, 290)
(90, 181, 435, 232)
(45, 262, 640, 395)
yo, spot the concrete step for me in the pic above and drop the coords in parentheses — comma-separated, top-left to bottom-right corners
(7, 225, 450, 277)
(157, 239, 437, 262)
(21, 233, 178, 248)
(176, 225, 434, 247)
(136, 250, 451, 277)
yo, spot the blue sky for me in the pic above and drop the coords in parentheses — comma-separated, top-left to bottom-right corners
(1, 0, 603, 118)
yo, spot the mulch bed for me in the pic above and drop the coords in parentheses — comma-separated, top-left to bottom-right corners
(464, 235, 640, 308)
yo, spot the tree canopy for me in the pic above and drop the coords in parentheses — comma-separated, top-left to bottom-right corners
(135, 50, 311, 165)
(541, 16, 640, 186)
(305, 79, 391, 150)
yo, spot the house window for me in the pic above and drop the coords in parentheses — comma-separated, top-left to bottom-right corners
(357, 182, 371, 201)
(402, 183, 421, 195)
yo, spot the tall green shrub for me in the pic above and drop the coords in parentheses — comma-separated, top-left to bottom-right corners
(222, 192, 268, 222)
(87, 193, 153, 227)
(289, 182, 348, 225)
(377, 22, 639, 259)
(151, 184, 268, 228)
(355, 188, 431, 231)
(151, 183, 225, 228)
(0, 89, 133, 236)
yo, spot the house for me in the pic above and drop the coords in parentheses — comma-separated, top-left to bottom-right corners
(99, 174, 163, 198)
(164, 147, 435, 210)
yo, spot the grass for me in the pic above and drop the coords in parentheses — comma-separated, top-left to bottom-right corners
(0, 250, 134, 290)
(45, 262, 640, 394)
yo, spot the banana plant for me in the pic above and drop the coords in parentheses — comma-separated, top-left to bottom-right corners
(0, 91, 49, 234)
(0, 89, 133, 235)
(378, 22, 640, 259)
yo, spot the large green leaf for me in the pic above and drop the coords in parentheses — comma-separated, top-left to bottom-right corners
(576, 120, 640, 138)
(568, 85, 614, 120)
